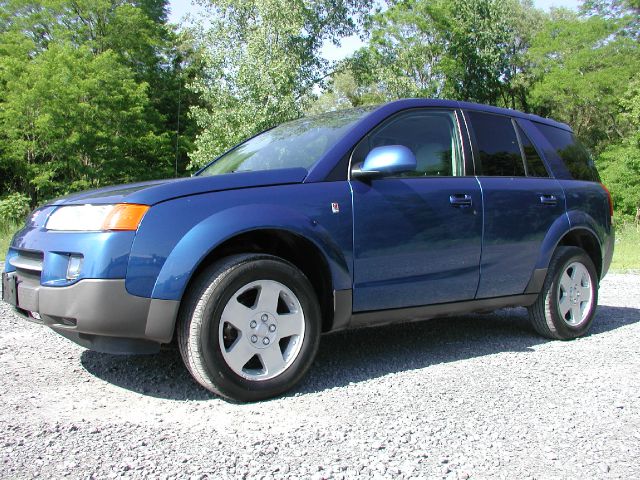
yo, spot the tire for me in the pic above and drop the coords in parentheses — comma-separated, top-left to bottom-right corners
(177, 254, 321, 402)
(528, 246, 599, 340)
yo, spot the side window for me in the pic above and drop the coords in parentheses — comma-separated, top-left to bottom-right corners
(515, 124, 549, 177)
(534, 123, 599, 182)
(353, 110, 464, 177)
(468, 111, 525, 177)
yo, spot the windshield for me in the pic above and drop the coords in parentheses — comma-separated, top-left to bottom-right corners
(197, 107, 375, 176)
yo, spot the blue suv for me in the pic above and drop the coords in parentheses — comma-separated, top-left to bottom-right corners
(2, 99, 614, 401)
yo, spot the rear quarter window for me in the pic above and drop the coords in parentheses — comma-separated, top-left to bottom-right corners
(534, 123, 599, 182)
(515, 124, 549, 177)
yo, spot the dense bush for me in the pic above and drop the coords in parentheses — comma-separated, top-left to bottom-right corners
(0, 193, 30, 224)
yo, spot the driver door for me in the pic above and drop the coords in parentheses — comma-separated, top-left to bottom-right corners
(350, 109, 483, 312)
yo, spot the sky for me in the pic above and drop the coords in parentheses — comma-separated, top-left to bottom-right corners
(167, 0, 582, 61)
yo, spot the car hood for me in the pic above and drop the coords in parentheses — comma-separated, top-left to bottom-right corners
(48, 168, 309, 206)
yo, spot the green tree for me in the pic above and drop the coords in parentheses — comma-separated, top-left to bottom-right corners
(350, 0, 448, 100)
(439, 0, 516, 104)
(0, 43, 171, 203)
(598, 78, 640, 218)
(0, 0, 194, 204)
(343, 0, 543, 108)
(527, 9, 640, 149)
(306, 70, 385, 114)
(188, 0, 371, 169)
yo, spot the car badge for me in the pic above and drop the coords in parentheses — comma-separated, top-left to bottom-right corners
(331, 203, 340, 214)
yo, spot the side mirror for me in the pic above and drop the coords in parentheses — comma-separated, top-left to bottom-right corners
(352, 145, 417, 179)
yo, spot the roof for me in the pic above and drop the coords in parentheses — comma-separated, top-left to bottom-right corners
(378, 99, 572, 132)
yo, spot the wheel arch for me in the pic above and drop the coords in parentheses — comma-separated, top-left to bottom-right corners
(182, 228, 337, 333)
(527, 215, 604, 295)
(537, 223, 603, 279)
(556, 228, 603, 279)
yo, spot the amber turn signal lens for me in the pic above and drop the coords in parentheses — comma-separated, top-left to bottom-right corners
(102, 204, 150, 231)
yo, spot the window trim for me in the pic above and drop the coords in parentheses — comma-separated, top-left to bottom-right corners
(512, 118, 530, 177)
(458, 109, 476, 175)
(347, 107, 468, 181)
(513, 121, 551, 178)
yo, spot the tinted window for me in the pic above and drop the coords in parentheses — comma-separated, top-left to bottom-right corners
(354, 110, 463, 177)
(515, 124, 549, 177)
(469, 112, 525, 177)
(534, 123, 599, 182)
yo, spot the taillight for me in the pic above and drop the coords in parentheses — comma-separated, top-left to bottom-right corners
(600, 183, 613, 217)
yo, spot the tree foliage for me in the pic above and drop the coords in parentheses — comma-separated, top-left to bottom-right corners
(1, 44, 170, 201)
(0, 192, 30, 223)
(305, 70, 385, 114)
(349, 0, 448, 99)
(187, 0, 371, 168)
(526, 9, 639, 149)
(340, 0, 543, 108)
(0, 0, 196, 205)
(598, 77, 640, 217)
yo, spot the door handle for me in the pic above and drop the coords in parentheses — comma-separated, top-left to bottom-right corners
(539, 194, 558, 206)
(450, 194, 473, 207)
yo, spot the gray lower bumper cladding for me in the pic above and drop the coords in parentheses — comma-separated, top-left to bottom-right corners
(2, 274, 180, 354)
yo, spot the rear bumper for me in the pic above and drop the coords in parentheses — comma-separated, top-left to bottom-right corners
(602, 227, 614, 279)
(2, 272, 179, 354)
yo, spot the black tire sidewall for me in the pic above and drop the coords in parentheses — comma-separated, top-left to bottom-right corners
(546, 248, 599, 339)
(198, 257, 321, 401)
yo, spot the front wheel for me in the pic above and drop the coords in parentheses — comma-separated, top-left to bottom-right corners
(177, 254, 321, 401)
(528, 246, 599, 340)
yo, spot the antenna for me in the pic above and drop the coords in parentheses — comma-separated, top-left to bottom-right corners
(175, 69, 182, 178)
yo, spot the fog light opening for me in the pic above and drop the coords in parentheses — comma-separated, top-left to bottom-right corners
(66, 255, 84, 281)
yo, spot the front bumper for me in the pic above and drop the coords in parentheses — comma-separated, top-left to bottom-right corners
(2, 271, 179, 354)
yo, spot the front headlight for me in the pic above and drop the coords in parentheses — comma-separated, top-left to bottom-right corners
(45, 204, 150, 231)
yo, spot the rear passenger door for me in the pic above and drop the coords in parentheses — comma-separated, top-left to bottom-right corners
(351, 109, 483, 312)
(465, 111, 566, 298)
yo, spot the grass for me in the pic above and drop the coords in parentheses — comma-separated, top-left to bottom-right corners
(1, 218, 639, 270)
(610, 222, 640, 272)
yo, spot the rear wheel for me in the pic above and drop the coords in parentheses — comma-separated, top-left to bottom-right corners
(177, 254, 321, 401)
(528, 246, 598, 340)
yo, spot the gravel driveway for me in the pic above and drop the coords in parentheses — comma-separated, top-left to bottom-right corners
(1, 267, 639, 479)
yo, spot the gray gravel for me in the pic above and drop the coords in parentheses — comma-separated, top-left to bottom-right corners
(1, 267, 639, 479)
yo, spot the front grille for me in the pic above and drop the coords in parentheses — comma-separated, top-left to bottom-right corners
(9, 250, 44, 283)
